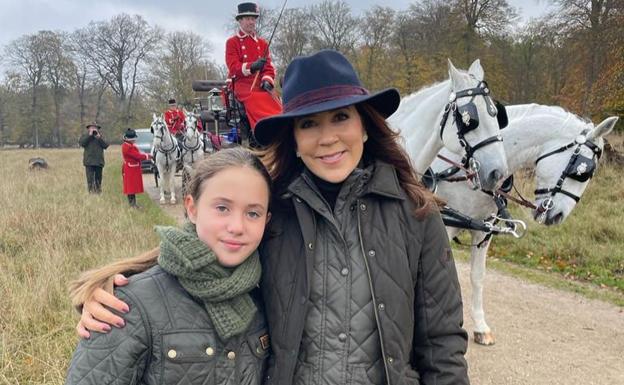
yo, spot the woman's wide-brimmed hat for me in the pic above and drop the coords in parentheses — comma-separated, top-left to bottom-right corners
(236, 2, 260, 20)
(254, 50, 400, 146)
(123, 128, 137, 140)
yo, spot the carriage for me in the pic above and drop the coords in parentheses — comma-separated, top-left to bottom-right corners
(191, 79, 257, 150)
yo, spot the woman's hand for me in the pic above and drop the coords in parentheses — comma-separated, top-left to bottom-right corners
(76, 274, 130, 339)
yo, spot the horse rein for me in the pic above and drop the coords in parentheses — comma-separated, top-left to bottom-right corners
(153, 122, 177, 155)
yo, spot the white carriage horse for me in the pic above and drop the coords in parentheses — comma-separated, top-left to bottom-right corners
(388, 59, 508, 192)
(151, 113, 179, 204)
(179, 112, 205, 193)
(430, 104, 618, 345)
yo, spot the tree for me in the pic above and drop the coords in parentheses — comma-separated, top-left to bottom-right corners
(308, 0, 358, 54)
(358, 6, 395, 89)
(270, 8, 312, 73)
(5, 32, 49, 147)
(73, 14, 163, 126)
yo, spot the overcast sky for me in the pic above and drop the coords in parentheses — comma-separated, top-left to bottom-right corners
(0, 0, 552, 68)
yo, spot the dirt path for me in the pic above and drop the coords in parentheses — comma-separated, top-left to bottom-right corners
(142, 173, 624, 385)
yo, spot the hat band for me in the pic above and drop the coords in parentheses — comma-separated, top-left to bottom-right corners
(284, 85, 368, 113)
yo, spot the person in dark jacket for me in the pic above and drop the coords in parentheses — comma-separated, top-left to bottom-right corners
(78, 122, 109, 193)
(72, 50, 469, 385)
(65, 147, 272, 385)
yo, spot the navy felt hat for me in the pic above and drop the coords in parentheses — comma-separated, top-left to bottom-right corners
(236, 2, 260, 19)
(254, 50, 400, 146)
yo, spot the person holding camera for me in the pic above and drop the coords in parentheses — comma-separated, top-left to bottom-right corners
(225, 2, 282, 133)
(79, 122, 109, 194)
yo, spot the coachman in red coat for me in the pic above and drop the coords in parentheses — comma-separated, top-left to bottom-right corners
(226, 2, 282, 131)
(121, 129, 151, 208)
(163, 98, 186, 138)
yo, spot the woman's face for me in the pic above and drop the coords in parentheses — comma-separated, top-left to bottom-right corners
(184, 166, 270, 267)
(293, 105, 366, 183)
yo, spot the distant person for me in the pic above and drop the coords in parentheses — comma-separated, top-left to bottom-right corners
(121, 129, 151, 209)
(163, 98, 186, 142)
(78, 122, 109, 194)
(225, 2, 282, 135)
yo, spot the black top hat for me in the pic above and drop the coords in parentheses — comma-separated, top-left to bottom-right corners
(236, 2, 260, 20)
(254, 50, 400, 146)
(123, 128, 137, 140)
(85, 121, 101, 129)
(168, 98, 176, 105)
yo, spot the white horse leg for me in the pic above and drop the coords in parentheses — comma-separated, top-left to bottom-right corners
(158, 166, 166, 204)
(470, 230, 495, 345)
(168, 168, 176, 204)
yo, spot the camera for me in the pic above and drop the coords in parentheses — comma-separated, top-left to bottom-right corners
(91, 129, 99, 136)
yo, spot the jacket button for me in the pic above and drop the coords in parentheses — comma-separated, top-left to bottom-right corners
(167, 349, 177, 359)
(308, 242, 314, 250)
(359, 203, 367, 211)
(368, 249, 376, 257)
(227, 351, 236, 360)
(338, 333, 347, 342)
(378, 303, 385, 310)
(205, 347, 214, 356)
(242, 45, 246, 49)
(387, 357, 394, 364)
(341, 268, 349, 276)
(295, 197, 302, 203)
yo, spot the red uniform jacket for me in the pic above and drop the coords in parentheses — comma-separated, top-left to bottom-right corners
(122, 141, 150, 195)
(164, 108, 186, 135)
(226, 30, 282, 130)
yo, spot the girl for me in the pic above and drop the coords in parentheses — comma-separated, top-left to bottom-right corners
(121, 128, 151, 208)
(65, 147, 271, 385)
(73, 50, 469, 385)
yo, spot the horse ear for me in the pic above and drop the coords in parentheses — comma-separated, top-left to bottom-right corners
(153, 113, 157, 120)
(588, 116, 619, 140)
(447, 59, 462, 87)
(468, 59, 484, 81)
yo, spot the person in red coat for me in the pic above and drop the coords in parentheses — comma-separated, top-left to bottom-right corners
(225, 2, 282, 133)
(122, 129, 151, 208)
(163, 98, 186, 141)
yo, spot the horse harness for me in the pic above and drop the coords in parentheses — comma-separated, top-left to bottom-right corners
(439, 80, 507, 172)
(153, 121, 179, 170)
(533, 128, 601, 219)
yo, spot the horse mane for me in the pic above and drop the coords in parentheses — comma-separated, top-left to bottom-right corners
(508, 104, 594, 134)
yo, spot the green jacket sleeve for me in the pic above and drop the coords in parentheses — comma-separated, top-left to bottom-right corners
(411, 209, 469, 385)
(64, 289, 150, 385)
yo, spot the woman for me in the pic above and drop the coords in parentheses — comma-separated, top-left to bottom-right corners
(74, 50, 469, 385)
(121, 128, 151, 208)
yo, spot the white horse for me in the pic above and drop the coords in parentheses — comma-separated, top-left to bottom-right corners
(151, 113, 179, 204)
(431, 104, 619, 345)
(179, 112, 205, 194)
(389, 59, 508, 192)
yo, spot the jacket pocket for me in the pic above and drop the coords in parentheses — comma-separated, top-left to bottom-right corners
(347, 362, 385, 385)
(239, 328, 270, 385)
(161, 330, 217, 384)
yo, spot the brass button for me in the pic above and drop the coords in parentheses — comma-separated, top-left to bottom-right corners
(307, 242, 314, 250)
(368, 249, 376, 257)
(341, 268, 349, 276)
(387, 357, 394, 364)
(359, 203, 367, 211)
(205, 347, 214, 356)
(338, 333, 347, 342)
(167, 349, 177, 359)
(227, 351, 236, 360)
(378, 303, 385, 310)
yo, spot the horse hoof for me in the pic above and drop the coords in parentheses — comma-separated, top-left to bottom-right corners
(170, 199, 177, 205)
(159, 199, 166, 204)
(474, 331, 495, 346)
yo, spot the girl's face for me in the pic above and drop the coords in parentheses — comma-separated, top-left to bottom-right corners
(184, 166, 270, 267)
(293, 105, 366, 183)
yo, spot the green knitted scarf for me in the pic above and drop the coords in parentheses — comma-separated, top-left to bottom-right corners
(156, 221, 261, 340)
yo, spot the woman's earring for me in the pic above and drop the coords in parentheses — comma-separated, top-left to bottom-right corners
(296, 151, 301, 158)
(363, 133, 368, 143)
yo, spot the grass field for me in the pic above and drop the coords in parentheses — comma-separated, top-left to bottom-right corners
(1, 143, 623, 384)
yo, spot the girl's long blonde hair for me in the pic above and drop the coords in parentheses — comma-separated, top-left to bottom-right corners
(69, 147, 271, 306)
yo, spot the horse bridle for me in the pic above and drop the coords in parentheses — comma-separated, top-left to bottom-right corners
(533, 128, 601, 222)
(439, 80, 504, 181)
(153, 120, 177, 155)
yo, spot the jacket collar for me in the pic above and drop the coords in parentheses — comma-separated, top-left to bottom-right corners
(285, 160, 404, 202)
(236, 29, 258, 41)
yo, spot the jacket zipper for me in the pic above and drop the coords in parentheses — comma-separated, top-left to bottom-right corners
(356, 198, 391, 385)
